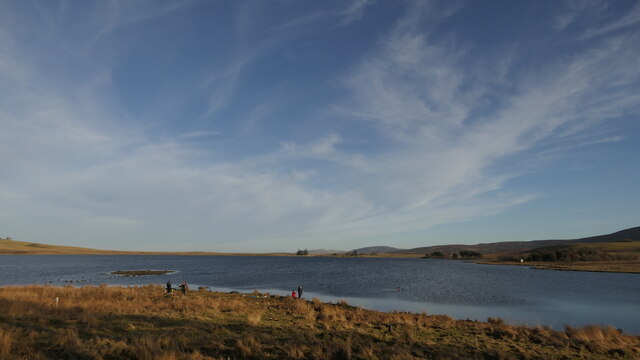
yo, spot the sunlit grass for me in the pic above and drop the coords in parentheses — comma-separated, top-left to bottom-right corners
(0, 285, 638, 359)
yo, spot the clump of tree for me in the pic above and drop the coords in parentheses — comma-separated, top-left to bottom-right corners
(422, 251, 481, 259)
(499, 245, 639, 263)
(458, 250, 482, 259)
(346, 249, 359, 256)
(525, 247, 636, 262)
(421, 251, 444, 258)
(296, 249, 308, 256)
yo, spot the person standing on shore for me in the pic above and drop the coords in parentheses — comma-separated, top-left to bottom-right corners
(166, 281, 172, 294)
(297, 285, 303, 299)
(291, 290, 297, 298)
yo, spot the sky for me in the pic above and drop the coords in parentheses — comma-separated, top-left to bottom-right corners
(0, 0, 639, 252)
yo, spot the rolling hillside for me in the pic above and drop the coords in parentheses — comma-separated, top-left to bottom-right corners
(394, 226, 640, 255)
(0, 238, 290, 256)
(354, 246, 400, 254)
(3, 226, 639, 257)
(0, 238, 126, 255)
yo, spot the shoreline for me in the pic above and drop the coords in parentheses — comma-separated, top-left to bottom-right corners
(473, 260, 640, 274)
(1, 285, 638, 359)
(3, 250, 638, 274)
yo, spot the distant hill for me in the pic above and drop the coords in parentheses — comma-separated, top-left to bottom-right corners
(355, 246, 402, 254)
(3, 226, 638, 256)
(0, 238, 289, 256)
(561, 226, 640, 244)
(0, 238, 126, 255)
(395, 226, 640, 255)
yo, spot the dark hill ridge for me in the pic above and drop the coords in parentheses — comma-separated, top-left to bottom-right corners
(392, 226, 640, 255)
(354, 246, 401, 254)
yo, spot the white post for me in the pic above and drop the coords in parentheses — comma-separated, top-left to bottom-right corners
(55, 297, 59, 309)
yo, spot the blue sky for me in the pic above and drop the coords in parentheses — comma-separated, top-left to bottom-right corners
(1, 0, 639, 252)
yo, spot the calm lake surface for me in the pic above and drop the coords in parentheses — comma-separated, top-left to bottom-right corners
(1, 255, 638, 333)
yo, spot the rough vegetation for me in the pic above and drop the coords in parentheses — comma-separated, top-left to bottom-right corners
(486, 241, 640, 273)
(500, 242, 639, 263)
(423, 250, 482, 259)
(0, 285, 638, 359)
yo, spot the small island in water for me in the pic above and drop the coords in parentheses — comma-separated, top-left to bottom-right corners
(111, 270, 175, 276)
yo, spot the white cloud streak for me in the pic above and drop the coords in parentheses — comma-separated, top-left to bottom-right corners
(581, 2, 640, 39)
(94, 0, 202, 40)
(339, 0, 374, 25)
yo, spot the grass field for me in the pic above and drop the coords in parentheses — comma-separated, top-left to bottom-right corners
(0, 238, 121, 255)
(0, 285, 638, 359)
(0, 238, 291, 256)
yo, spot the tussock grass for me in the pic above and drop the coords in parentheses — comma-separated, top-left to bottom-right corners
(236, 335, 261, 357)
(0, 328, 15, 358)
(0, 285, 638, 359)
(244, 308, 264, 325)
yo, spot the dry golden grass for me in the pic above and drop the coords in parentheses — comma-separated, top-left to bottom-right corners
(0, 285, 638, 359)
(0, 237, 294, 256)
(245, 308, 264, 325)
(0, 328, 15, 358)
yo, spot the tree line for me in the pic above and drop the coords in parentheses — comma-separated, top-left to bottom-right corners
(499, 246, 638, 262)
(422, 250, 482, 259)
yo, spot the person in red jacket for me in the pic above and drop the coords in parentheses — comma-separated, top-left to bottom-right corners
(291, 290, 297, 298)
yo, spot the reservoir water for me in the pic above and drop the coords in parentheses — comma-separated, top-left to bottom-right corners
(1, 255, 638, 333)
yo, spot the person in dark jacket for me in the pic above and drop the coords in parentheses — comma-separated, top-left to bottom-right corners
(179, 281, 188, 295)
(297, 285, 303, 299)
(166, 281, 172, 294)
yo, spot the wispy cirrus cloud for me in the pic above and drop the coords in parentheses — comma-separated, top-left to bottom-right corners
(1, 1, 638, 251)
(94, 0, 203, 40)
(581, 2, 640, 39)
(330, 0, 640, 239)
(339, 0, 374, 25)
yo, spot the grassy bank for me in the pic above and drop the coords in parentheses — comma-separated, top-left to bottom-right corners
(475, 260, 640, 274)
(0, 286, 638, 359)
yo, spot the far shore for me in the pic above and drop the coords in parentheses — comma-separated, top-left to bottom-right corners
(2, 237, 639, 274)
(474, 259, 640, 274)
